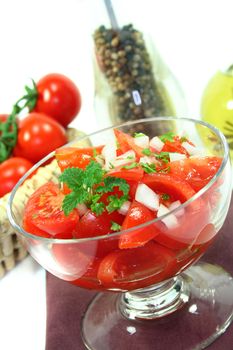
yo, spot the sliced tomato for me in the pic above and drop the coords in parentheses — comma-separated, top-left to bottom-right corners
(169, 156, 222, 192)
(142, 173, 196, 203)
(162, 136, 189, 156)
(52, 242, 97, 280)
(119, 200, 160, 249)
(154, 201, 210, 248)
(108, 167, 144, 182)
(55, 145, 103, 171)
(74, 210, 124, 257)
(71, 258, 103, 290)
(23, 216, 50, 238)
(97, 241, 176, 290)
(114, 129, 144, 158)
(23, 182, 79, 238)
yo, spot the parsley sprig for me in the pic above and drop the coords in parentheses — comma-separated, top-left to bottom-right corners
(59, 161, 129, 216)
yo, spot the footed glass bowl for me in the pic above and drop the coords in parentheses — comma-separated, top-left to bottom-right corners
(7, 117, 233, 350)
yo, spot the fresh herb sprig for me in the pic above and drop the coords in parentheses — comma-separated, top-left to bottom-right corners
(142, 148, 170, 163)
(159, 131, 175, 142)
(59, 161, 130, 216)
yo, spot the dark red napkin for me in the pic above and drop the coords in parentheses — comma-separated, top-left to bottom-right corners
(46, 199, 233, 350)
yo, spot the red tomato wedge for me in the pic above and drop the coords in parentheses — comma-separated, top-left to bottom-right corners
(142, 173, 196, 203)
(114, 129, 144, 158)
(119, 200, 160, 249)
(23, 216, 51, 238)
(23, 182, 79, 238)
(169, 156, 222, 192)
(108, 167, 144, 182)
(162, 136, 189, 156)
(55, 145, 103, 171)
(97, 241, 175, 289)
(52, 242, 97, 280)
(75, 210, 124, 257)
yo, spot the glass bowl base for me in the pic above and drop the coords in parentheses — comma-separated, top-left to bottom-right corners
(81, 262, 233, 350)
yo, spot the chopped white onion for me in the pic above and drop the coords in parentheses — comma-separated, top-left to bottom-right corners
(135, 183, 159, 211)
(112, 150, 136, 167)
(77, 203, 88, 216)
(182, 142, 203, 156)
(118, 201, 131, 215)
(134, 135, 149, 148)
(139, 156, 156, 164)
(169, 152, 186, 162)
(101, 140, 117, 169)
(157, 204, 178, 229)
(149, 136, 164, 152)
(169, 200, 185, 217)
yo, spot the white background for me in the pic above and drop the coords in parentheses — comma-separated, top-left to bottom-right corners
(0, 0, 233, 349)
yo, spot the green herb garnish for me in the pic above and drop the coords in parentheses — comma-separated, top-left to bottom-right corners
(159, 132, 175, 142)
(122, 162, 138, 170)
(154, 152, 170, 163)
(59, 161, 129, 216)
(161, 193, 170, 201)
(180, 136, 188, 143)
(134, 132, 146, 138)
(141, 163, 157, 174)
(111, 221, 122, 231)
(142, 148, 152, 156)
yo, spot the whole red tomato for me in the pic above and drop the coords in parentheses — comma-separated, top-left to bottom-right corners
(0, 114, 9, 122)
(0, 157, 33, 197)
(13, 113, 67, 163)
(34, 73, 82, 127)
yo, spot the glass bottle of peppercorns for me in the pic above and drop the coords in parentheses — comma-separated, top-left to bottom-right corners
(92, 1, 187, 136)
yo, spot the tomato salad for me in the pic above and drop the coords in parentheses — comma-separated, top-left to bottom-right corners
(23, 129, 222, 291)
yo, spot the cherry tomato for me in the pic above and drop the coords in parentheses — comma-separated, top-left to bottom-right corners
(0, 157, 33, 197)
(34, 73, 82, 127)
(119, 200, 160, 249)
(55, 145, 103, 171)
(97, 241, 175, 290)
(23, 182, 79, 238)
(114, 129, 144, 158)
(0, 114, 9, 122)
(169, 156, 222, 192)
(13, 113, 67, 163)
(75, 210, 124, 257)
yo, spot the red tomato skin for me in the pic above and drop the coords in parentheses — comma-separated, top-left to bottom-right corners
(55, 145, 103, 171)
(23, 182, 78, 238)
(34, 73, 81, 127)
(74, 210, 124, 258)
(169, 157, 222, 192)
(97, 241, 176, 290)
(108, 167, 144, 182)
(13, 113, 67, 163)
(0, 157, 33, 197)
(142, 173, 196, 203)
(119, 200, 160, 249)
(114, 129, 144, 158)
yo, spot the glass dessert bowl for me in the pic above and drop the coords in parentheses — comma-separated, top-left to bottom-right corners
(7, 117, 233, 350)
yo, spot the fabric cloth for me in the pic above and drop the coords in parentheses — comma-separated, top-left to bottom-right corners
(46, 199, 233, 350)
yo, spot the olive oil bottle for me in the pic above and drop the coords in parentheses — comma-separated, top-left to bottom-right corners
(201, 65, 233, 159)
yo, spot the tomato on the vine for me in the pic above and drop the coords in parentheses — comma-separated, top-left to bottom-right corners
(13, 113, 67, 163)
(0, 157, 33, 197)
(34, 73, 82, 127)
